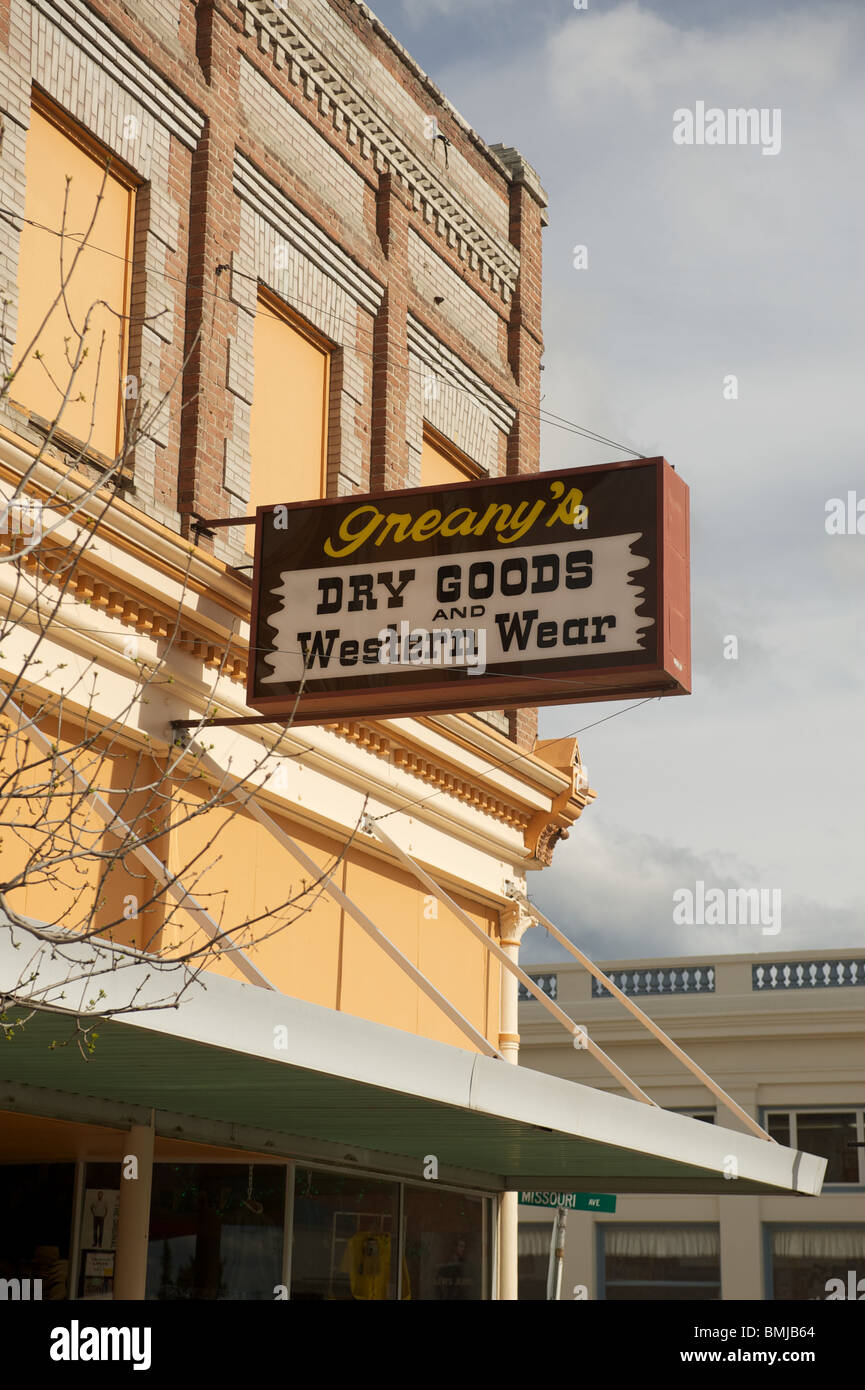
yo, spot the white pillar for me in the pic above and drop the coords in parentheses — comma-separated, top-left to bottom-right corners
(114, 1115, 155, 1300)
(720, 1195, 763, 1299)
(498, 903, 530, 1300)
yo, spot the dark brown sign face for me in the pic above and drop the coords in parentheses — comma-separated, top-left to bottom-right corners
(247, 457, 690, 725)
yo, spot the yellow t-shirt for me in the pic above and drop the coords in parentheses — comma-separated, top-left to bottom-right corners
(341, 1231, 411, 1300)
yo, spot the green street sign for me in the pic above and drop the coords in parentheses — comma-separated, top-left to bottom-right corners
(519, 1191, 617, 1213)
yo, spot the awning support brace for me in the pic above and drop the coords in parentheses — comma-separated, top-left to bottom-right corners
(186, 742, 502, 1059)
(522, 898, 772, 1143)
(367, 819, 655, 1106)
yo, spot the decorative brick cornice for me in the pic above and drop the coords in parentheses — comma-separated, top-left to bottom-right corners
(489, 144, 549, 216)
(235, 0, 520, 301)
(31, 0, 205, 148)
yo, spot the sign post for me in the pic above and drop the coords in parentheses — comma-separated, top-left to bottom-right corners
(546, 1205, 569, 1302)
(248, 458, 690, 725)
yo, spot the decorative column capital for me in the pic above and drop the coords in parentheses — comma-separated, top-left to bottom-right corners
(500, 899, 534, 944)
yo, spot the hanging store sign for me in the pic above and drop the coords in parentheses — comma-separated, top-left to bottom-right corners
(248, 457, 690, 725)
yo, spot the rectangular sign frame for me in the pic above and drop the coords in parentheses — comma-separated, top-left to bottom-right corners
(247, 457, 690, 726)
(518, 1192, 618, 1213)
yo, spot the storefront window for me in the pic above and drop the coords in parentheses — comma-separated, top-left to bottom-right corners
(601, 1225, 721, 1300)
(145, 1164, 285, 1300)
(78, 1161, 120, 1299)
(403, 1186, 484, 1300)
(0, 1163, 75, 1299)
(769, 1226, 865, 1299)
(518, 1222, 552, 1301)
(290, 1168, 401, 1301)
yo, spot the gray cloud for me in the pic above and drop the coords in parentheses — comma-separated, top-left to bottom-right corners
(367, 0, 865, 961)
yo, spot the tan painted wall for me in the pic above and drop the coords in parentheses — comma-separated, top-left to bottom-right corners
(3, 721, 503, 1049)
(165, 774, 501, 1048)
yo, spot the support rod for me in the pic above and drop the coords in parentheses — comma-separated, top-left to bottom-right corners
(368, 820, 655, 1106)
(192, 515, 256, 531)
(524, 899, 772, 1142)
(186, 742, 502, 1059)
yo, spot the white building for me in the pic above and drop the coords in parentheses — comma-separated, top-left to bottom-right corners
(518, 948, 865, 1300)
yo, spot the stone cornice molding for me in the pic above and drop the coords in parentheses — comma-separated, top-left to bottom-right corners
(2, 530, 250, 680)
(330, 719, 528, 833)
(3, 523, 582, 850)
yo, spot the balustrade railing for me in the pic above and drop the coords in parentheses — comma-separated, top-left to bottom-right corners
(752, 959, 865, 990)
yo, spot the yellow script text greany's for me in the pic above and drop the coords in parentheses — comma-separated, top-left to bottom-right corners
(323, 482, 585, 559)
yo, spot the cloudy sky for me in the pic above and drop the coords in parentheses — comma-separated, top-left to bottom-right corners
(368, 0, 865, 964)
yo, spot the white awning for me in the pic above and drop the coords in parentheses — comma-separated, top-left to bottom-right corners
(0, 925, 827, 1197)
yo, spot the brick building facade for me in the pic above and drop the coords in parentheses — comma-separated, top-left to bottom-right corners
(0, 0, 546, 742)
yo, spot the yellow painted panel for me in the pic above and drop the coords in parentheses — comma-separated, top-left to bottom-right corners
(420, 434, 471, 487)
(247, 298, 328, 553)
(1, 726, 159, 951)
(338, 854, 422, 1038)
(165, 780, 343, 1005)
(12, 107, 134, 459)
(417, 889, 498, 1048)
(340, 853, 499, 1049)
(166, 788, 499, 1050)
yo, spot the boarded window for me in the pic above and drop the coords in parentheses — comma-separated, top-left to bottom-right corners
(420, 425, 480, 487)
(12, 101, 135, 461)
(247, 293, 329, 553)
